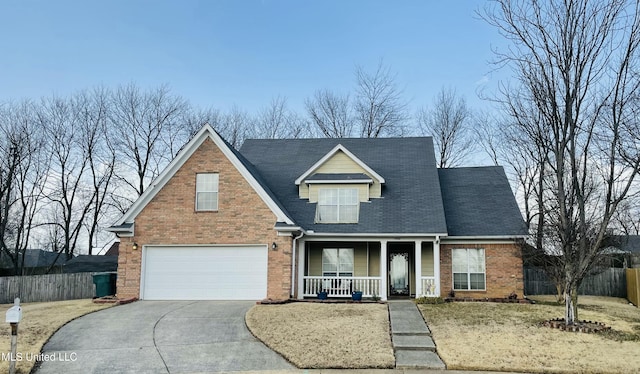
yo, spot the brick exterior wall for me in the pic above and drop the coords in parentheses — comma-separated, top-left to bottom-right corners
(439, 243, 524, 299)
(117, 138, 292, 300)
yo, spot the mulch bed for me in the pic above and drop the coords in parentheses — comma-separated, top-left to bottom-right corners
(445, 297, 534, 304)
(542, 318, 611, 333)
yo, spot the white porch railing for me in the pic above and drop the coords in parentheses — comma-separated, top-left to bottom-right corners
(303, 276, 381, 298)
(421, 276, 438, 297)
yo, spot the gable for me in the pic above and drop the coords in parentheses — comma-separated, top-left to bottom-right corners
(110, 124, 294, 234)
(297, 146, 384, 200)
(298, 150, 382, 203)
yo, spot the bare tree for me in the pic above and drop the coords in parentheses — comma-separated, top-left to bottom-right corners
(0, 101, 49, 274)
(37, 96, 96, 261)
(305, 89, 353, 138)
(109, 83, 189, 202)
(354, 61, 409, 138)
(218, 105, 255, 149)
(254, 96, 310, 139)
(418, 87, 474, 167)
(74, 89, 117, 254)
(483, 0, 640, 324)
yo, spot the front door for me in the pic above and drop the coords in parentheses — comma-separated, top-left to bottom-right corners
(389, 252, 410, 295)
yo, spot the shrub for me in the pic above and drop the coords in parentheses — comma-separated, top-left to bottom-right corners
(415, 296, 446, 305)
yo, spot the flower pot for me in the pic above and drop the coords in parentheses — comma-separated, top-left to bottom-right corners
(352, 291, 363, 301)
(317, 291, 328, 300)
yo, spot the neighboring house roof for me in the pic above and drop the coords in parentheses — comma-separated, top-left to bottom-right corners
(104, 242, 119, 256)
(438, 167, 528, 237)
(0, 249, 67, 269)
(240, 137, 449, 234)
(609, 235, 640, 253)
(63, 255, 118, 273)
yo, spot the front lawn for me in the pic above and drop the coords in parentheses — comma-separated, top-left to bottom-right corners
(418, 296, 640, 373)
(245, 302, 394, 369)
(0, 299, 113, 374)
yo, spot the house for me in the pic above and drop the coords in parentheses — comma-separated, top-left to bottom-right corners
(0, 249, 67, 276)
(606, 235, 640, 268)
(63, 255, 118, 273)
(108, 124, 527, 301)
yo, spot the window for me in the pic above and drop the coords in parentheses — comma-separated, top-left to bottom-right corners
(196, 173, 218, 211)
(322, 248, 354, 277)
(316, 188, 359, 223)
(452, 248, 486, 290)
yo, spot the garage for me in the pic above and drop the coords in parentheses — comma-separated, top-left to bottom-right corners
(141, 245, 268, 300)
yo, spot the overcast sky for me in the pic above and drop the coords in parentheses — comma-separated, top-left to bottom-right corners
(0, 0, 507, 115)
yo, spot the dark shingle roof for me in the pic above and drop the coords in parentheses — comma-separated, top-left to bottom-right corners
(240, 137, 448, 234)
(0, 249, 67, 269)
(610, 235, 640, 253)
(64, 255, 118, 273)
(438, 167, 527, 236)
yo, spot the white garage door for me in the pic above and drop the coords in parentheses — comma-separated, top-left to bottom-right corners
(141, 245, 268, 300)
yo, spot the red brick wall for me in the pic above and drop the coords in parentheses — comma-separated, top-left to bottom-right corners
(117, 138, 292, 300)
(439, 243, 524, 299)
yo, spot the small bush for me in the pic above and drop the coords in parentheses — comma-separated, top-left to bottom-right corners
(415, 296, 446, 305)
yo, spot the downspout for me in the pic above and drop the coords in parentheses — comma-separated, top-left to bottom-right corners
(291, 230, 305, 298)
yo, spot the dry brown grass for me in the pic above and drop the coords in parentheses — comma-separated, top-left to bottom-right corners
(246, 302, 394, 369)
(418, 296, 640, 373)
(0, 299, 112, 374)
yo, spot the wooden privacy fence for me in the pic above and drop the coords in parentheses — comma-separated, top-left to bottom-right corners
(627, 268, 640, 307)
(0, 273, 95, 304)
(524, 267, 627, 298)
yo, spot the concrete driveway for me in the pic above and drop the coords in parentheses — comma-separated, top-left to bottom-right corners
(34, 301, 294, 374)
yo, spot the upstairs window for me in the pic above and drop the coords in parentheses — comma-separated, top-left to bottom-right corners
(196, 173, 219, 211)
(316, 188, 359, 223)
(452, 248, 486, 290)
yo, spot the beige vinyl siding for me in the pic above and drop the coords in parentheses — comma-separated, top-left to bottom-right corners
(307, 247, 322, 276)
(421, 242, 435, 277)
(354, 246, 368, 276)
(308, 184, 369, 203)
(368, 244, 380, 276)
(298, 150, 382, 199)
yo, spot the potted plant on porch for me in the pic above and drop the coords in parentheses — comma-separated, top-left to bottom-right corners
(351, 290, 363, 301)
(317, 289, 328, 300)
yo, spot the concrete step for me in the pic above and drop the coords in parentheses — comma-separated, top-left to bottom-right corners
(392, 334, 436, 351)
(389, 316, 431, 335)
(395, 349, 446, 370)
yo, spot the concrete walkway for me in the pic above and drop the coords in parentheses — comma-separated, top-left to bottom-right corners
(388, 301, 446, 370)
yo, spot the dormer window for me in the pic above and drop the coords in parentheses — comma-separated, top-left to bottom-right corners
(316, 188, 359, 223)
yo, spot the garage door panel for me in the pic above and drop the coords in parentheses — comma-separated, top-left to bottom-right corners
(142, 246, 268, 300)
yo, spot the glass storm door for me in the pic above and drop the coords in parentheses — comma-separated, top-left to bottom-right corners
(389, 252, 409, 295)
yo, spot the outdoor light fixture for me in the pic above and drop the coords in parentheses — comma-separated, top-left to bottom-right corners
(271, 242, 278, 250)
(132, 242, 138, 251)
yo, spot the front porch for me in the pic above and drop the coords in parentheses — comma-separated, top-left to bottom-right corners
(297, 239, 441, 300)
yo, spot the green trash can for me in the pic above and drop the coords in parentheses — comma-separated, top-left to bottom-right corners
(93, 272, 117, 298)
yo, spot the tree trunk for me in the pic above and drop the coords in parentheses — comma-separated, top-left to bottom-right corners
(563, 283, 579, 325)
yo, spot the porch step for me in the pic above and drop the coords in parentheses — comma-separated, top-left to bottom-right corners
(388, 301, 446, 370)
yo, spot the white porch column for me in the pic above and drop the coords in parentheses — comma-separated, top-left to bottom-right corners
(434, 236, 441, 297)
(380, 240, 388, 301)
(296, 239, 306, 300)
(415, 240, 422, 298)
